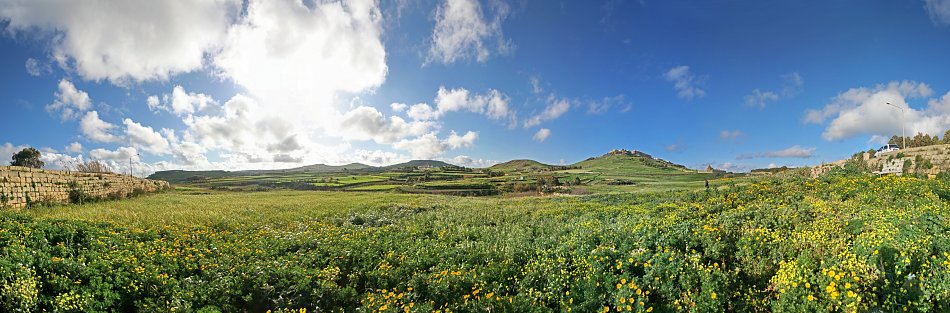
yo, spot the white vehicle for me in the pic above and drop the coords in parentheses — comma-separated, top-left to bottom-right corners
(877, 144, 900, 153)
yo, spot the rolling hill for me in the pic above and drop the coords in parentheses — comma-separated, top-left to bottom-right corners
(382, 160, 455, 170)
(567, 149, 708, 183)
(489, 159, 557, 173)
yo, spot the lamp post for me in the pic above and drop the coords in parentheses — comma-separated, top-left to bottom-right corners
(886, 102, 906, 149)
(129, 153, 140, 177)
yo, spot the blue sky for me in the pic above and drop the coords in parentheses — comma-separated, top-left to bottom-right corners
(3, 0, 950, 175)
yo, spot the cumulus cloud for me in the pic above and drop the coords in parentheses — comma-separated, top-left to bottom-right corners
(89, 146, 140, 162)
(123, 119, 171, 155)
(804, 81, 943, 141)
(351, 149, 407, 166)
(533, 128, 551, 142)
(434, 87, 514, 122)
(720, 130, 745, 140)
(445, 130, 478, 149)
(447, 155, 498, 168)
(65, 142, 83, 153)
(79, 111, 118, 143)
(524, 95, 571, 128)
(0, 143, 28, 164)
(148, 85, 216, 115)
(47, 79, 92, 120)
(273, 154, 303, 163)
(393, 131, 478, 159)
(214, 0, 387, 129)
(663, 65, 705, 100)
(0, 0, 240, 83)
(924, 0, 950, 25)
(390, 102, 408, 112)
(736, 145, 815, 160)
(428, 0, 510, 64)
(341, 106, 434, 144)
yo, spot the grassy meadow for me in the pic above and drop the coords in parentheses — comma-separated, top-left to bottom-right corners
(4, 172, 950, 312)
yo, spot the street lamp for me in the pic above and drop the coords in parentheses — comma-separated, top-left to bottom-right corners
(886, 102, 906, 149)
(129, 153, 140, 177)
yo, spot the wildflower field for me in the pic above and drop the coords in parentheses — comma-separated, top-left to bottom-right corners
(3, 174, 950, 312)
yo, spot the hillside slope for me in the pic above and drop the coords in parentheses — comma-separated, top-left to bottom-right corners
(489, 159, 556, 172)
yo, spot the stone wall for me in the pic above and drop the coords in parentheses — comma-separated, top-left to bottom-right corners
(0, 166, 170, 210)
(810, 144, 950, 178)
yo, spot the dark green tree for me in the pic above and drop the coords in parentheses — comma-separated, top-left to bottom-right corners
(10, 147, 44, 168)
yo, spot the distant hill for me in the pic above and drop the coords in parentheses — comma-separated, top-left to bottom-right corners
(572, 149, 693, 177)
(149, 163, 375, 183)
(382, 160, 455, 170)
(489, 159, 556, 172)
(146, 170, 235, 183)
(236, 163, 373, 175)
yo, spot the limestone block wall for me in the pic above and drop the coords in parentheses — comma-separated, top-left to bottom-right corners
(810, 144, 950, 178)
(0, 166, 170, 210)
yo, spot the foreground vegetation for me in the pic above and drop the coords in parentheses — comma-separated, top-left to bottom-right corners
(3, 173, 950, 312)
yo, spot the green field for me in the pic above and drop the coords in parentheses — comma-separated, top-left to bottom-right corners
(4, 173, 950, 311)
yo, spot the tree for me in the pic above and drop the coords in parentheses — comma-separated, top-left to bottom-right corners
(10, 147, 44, 168)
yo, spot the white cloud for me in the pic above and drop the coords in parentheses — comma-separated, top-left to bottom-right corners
(393, 133, 447, 159)
(351, 149, 407, 166)
(407, 103, 440, 121)
(433, 87, 514, 122)
(720, 130, 745, 140)
(392, 131, 478, 159)
(79, 111, 118, 143)
(737, 145, 816, 160)
(533, 128, 551, 142)
(428, 0, 510, 64)
(65, 142, 83, 153)
(447, 155, 498, 168)
(804, 81, 941, 141)
(524, 95, 571, 128)
(47, 79, 92, 120)
(340, 106, 434, 144)
(89, 146, 140, 163)
(183, 94, 301, 154)
(0, 0, 240, 83)
(924, 0, 950, 25)
(445, 130, 478, 149)
(663, 65, 705, 100)
(390, 102, 408, 112)
(0, 143, 28, 165)
(214, 0, 387, 130)
(149, 85, 216, 115)
(123, 118, 171, 155)
(744, 89, 779, 108)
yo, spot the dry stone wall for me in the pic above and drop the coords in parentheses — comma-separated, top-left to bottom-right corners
(810, 144, 950, 178)
(0, 166, 170, 210)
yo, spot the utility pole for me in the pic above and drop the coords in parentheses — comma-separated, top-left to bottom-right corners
(886, 102, 906, 148)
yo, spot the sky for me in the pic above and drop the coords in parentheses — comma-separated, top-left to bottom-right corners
(4, 0, 950, 176)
